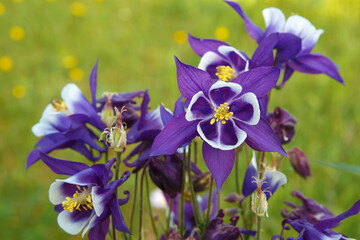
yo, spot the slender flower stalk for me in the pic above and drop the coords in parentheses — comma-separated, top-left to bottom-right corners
(112, 215, 117, 240)
(179, 148, 186, 237)
(187, 144, 202, 226)
(145, 172, 159, 239)
(235, 147, 240, 194)
(256, 216, 263, 240)
(130, 173, 138, 232)
(139, 164, 148, 240)
(166, 198, 173, 238)
(205, 176, 214, 228)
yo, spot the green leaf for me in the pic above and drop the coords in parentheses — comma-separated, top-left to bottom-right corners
(315, 161, 360, 175)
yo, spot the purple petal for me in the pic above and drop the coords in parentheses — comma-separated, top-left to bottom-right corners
(275, 33, 302, 63)
(230, 92, 260, 125)
(314, 200, 360, 230)
(62, 168, 100, 186)
(185, 91, 213, 121)
(250, 33, 279, 68)
(218, 46, 249, 72)
(88, 217, 110, 240)
(232, 67, 280, 98)
(150, 113, 198, 156)
(40, 152, 89, 175)
(187, 34, 229, 56)
(137, 89, 150, 130)
(225, 1, 263, 43)
(242, 153, 258, 197)
(198, 119, 247, 150)
(237, 117, 287, 156)
(198, 51, 228, 75)
(173, 97, 185, 117)
(49, 181, 81, 204)
(89, 60, 98, 108)
(109, 195, 131, 234)
(175, 57, 214, 100)
(262, 8, 286, 36)
(288, 53, 344, 85)
(159, 104, 173, 126)
(208, 81, 243, 107)
(278, 66, 294, 87)
(202, 142, 235, 190)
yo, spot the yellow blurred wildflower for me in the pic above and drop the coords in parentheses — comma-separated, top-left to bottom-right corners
(0, 3, 5, 16)
(0, 56, 13, 71)
(12, 85, 26, 99)
(215, 27, 229, 41)
(10, 26, 25, 41)
(173, 30, 187, 44)
(71, 2, 86, 17)
(62, 56, 78, 69)
(70, 68, 83, 81)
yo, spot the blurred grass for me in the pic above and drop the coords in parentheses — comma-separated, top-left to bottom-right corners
(0, 0, 360, 239)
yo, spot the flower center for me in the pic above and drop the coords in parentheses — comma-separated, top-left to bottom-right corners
(215, 65, 237, 82)
(62, 185, 93, 212)
(210, 102, 233, 125)
(51, 99, 70, 115)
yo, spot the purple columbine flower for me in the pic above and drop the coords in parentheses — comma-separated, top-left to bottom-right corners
(278, 190, 360, 240)
(151, 57, 286, 190)
(267, 106, 297, 144)
(287, 148, 311, 179)
(40, 153, 131, 239)
(225, 1, 344, 86)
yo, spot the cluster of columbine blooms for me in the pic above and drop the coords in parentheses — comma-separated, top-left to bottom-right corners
(27, 1, 360, 240)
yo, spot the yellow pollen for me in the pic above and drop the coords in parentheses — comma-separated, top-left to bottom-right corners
(210, 102, 233, 125)
(62, 186, 93, 212)
(215, 65, 236, 82)
(51, 99, 70, 115)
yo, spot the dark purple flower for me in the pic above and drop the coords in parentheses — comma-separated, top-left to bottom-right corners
(281, 191, 360, 239)
(40, 153, 131, 239)
(203, 210, 256, 240)
(287, 148, 311, 179)
(225, 1, 344, 86)
(267, 106, 297, 144)
(151, 58, 286, 190)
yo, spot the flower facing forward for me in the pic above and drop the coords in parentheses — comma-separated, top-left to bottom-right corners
(151, 57, 285, 189)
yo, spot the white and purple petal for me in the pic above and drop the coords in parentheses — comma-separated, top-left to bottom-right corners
(202, 142, 235, 190)
(208, 81, 243, 107)
(32, 110, 71, 137)
(187, 34, 229, 57)
(218, 46, 249, 72)
(197, 118, 246, 150)
(263, 7, 286, 36)
(262, 170, 287, 199)
(57, 208, 94, 235)
(242, 153, 258, 197)
(185, 91, 213, 121)
(230, 92, 260, 126)
(49, 181, 81, 205)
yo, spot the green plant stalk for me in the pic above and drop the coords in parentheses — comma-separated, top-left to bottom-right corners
(139, 165, 148, 240)
(115, 152, 122, 183)
(204, 176, 214, 228)
(256, 216, 263, 240)
(235, 147, 240, 195)
(179, 148, 187, 237)
(166, 198, 174, 238)
(187, 144, 202, 227)
(145, 172, 159, 239)
(129, 172, 138, 232)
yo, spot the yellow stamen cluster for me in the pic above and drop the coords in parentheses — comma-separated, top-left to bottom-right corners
(51, 99, 70, 115)
(210, 102, 233, 125)
(62, 185, 93, 212)
(215, 65, 236, 82)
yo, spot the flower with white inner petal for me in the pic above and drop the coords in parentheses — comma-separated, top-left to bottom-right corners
(185, 81, 260, 151)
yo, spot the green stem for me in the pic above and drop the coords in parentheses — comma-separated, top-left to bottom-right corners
(112, 215, 117, 240)
(130, 172, 138, 232)
(179, 148, 186, 237)
(115, 152, 122, 182)
(256, 216, 263, 240)
(139, 165, 148, 240)
(187, 144, 202, 226)
(205, 176, 214, 228)
(145, 172, 159, 239)
(194, 140, 198, 165)
(235, 147, 240, 195)
(104, 151, 109, 164)
(166, 198, 174, 238)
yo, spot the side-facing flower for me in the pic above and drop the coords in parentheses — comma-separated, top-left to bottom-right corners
(225, 1, 344, 86)
(267, 106, 297, 144)
(151, 57, 286, 190)
(40, 153, 131, 239)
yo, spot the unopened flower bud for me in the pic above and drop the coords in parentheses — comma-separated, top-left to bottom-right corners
(99, 107, 127, 152)
(224, 193, 242, 203)
(267, 106, 297, 144)
(192, 172, 211, 192)
(287, 147, 311, 179)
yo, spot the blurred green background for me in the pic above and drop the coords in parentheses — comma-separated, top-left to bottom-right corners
(1, 0, 360, 239)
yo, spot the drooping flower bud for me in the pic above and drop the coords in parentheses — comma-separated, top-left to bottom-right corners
(267, 106, 297, 144)
(287, 147, 311, 179)
(192, 172, 211, 193)
(224, 193, 242, 203)
(148, 154, 183, 199)
(99, 107, 127, 152)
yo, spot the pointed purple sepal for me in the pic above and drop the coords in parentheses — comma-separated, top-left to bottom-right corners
(39, 152, 89, 175)
(242, 153, 258, 197)
(188, 34, 229, 57)
(89, 60, 98, 108)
